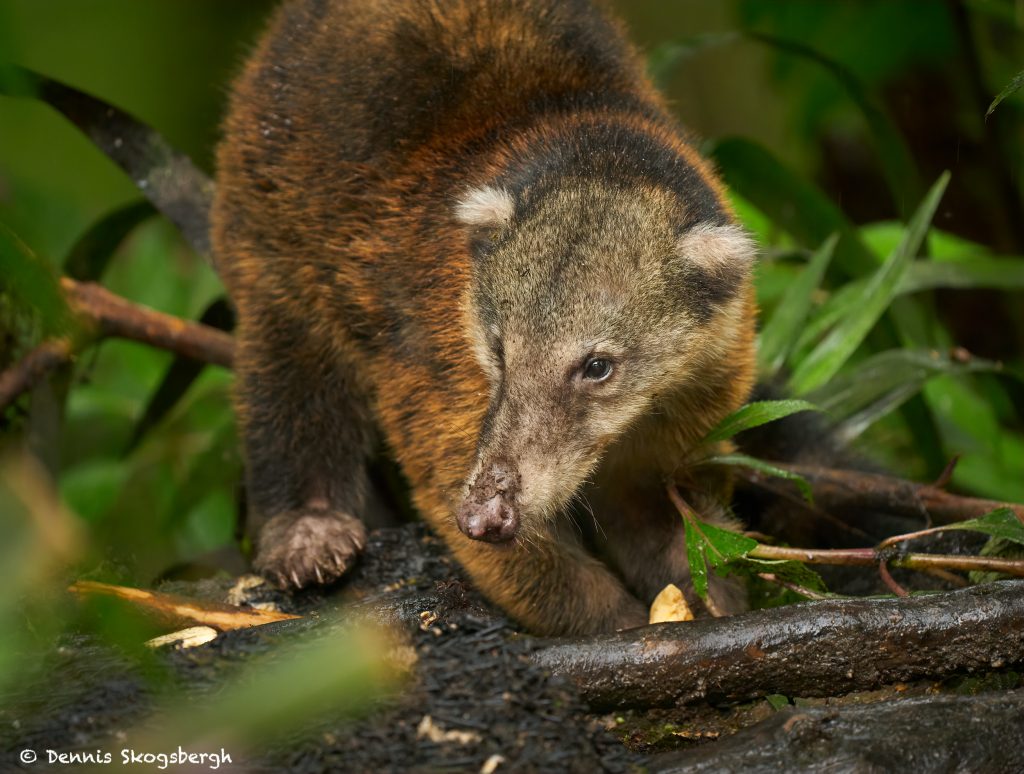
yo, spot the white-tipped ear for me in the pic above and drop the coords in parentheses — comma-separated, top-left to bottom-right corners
(675, 223, 757, 271)
(455, 186, 515, 228)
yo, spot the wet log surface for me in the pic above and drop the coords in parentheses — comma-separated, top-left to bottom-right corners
(534, 581, 1024, 709)
(3, 525, 1023, 773)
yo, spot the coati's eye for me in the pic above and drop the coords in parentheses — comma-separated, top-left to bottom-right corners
(582, 358, 613, 382)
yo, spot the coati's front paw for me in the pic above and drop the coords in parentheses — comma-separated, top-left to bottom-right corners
(254, 509, 367, 590)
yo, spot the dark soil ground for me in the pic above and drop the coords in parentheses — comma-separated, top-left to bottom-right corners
(2, 523, 1022, 773)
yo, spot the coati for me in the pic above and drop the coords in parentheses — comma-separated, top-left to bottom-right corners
(212, 0, 757, 635)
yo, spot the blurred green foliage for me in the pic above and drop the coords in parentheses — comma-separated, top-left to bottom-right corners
(0, 0, 1022, 648)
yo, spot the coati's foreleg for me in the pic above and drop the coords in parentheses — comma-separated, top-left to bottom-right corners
(437, 517, 649, 635)
(234, 313, 375, 588)
(587, 480, 748, 617)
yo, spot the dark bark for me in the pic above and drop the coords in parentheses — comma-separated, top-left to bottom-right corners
(533, 581, 1024, 709)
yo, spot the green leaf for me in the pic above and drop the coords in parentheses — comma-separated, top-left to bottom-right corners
(728, 555, 830, 595)
(704, 400, 819, 445)
(683, 519, 710, 598)
(699, 520, 760, 567)
(987, 69, 1024, 118)
(127, 297, 234, 452)
(707, 453, 814, 504)
(900, 257, 1024, 293)
(766, 694, 791, 711)
(758, 233, 838, 377)
(940, 508, 1024, 547)
(810, 348, 1005, 440)
(680, 511, 758, 599)
(788, 173, 950, 394)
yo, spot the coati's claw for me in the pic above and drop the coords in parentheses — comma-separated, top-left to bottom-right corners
(254, 509, 367, 590)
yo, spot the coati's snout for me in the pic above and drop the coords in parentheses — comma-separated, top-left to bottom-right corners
(455, 459, 521, 543)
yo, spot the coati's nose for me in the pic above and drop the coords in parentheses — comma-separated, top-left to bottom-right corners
(456, 460, 521, 544)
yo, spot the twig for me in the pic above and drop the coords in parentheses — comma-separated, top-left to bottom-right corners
(61, 279, 234, 367)
(532, 581, 1024, 709)
(877, 560, 909, 597)
(734, 461, 1024, 525)
(933, 454, 961, 491)
(749, 543, 1024, 578)
(1, 280, 235, 412)
(755, 572, 830, 600)
(0, 339, 73, 412)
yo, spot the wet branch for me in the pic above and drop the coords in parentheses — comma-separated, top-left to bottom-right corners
(532, 581, 1024, 710)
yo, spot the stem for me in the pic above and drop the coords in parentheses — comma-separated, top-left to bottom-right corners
(755, 572, 830, 600)
(878, 561, 909, 597)
(749, 543, 1024, 577)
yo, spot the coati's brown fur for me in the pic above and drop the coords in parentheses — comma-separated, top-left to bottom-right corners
(213, 0, 758, 635)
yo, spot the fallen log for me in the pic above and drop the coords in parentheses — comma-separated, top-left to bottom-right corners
(532, 580, 1024, 709)
(648, 689, 1024, 773)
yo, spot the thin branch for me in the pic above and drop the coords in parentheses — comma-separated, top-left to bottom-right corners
(755, 572, 830, 600)
(749, 542, 1024, 577)
(1, 280, 235, 412)
(878, 560, 909, 597)
(734, 461, 1024, 525)
(61, 278, 235, 367)
(0, 339, 73, 412)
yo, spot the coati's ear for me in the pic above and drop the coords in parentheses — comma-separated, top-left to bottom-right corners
(455, 186, 515, 229)
(675, 222, 757, 272)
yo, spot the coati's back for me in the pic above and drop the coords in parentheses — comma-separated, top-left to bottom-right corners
(213, 0, 758, 635)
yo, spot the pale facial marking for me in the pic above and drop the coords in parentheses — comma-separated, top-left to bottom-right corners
(455, 185, 515, 228)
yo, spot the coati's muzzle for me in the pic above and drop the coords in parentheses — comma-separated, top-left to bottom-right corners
(455, 459, 520, 544)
